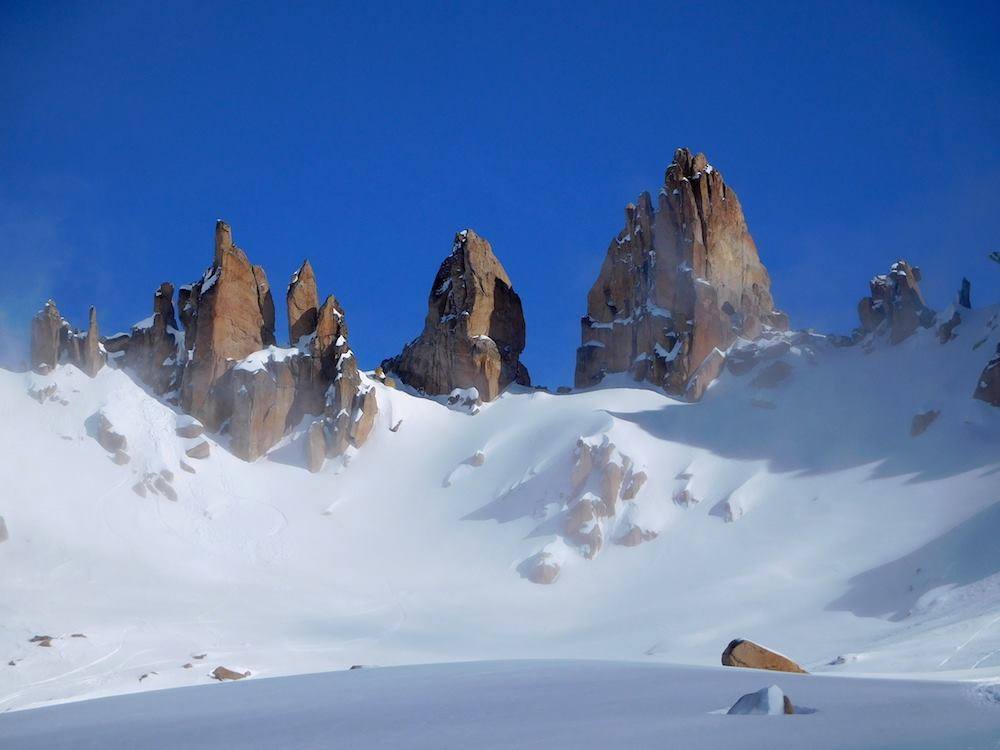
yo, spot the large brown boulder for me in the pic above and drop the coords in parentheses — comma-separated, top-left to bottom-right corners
(721, 639, 807, 673)
(575, 148, 785, 398)
(287, 260, 320, 345)
(974, 343, 1000, 406)
(857, 261, 936, 343)
(382, 229, 529, 402)
(179, 221, 276, 429)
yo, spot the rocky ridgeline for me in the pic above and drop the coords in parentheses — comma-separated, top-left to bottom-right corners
(382, 229, 529, 403)
(30, 220, 378, 467)
(575, 148, 787, 400)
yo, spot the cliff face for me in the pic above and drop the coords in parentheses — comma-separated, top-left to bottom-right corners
(382, 229, 529, 402)
(575, 148, 785, 398)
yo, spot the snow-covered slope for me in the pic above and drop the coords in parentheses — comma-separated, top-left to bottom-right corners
(3, 660, 1000, 750)
(1, 306, 999, 716)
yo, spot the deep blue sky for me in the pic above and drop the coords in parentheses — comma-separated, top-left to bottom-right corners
(2, 1, 998, 385)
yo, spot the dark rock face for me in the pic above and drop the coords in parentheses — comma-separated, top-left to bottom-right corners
(180, 221, 276, 429)
(575, 148, 784, 398)
(30, 300, 105, 377)
(974, 343, 1000, 406)
(382, 229, 529, 402)
(857, 260, 936, 344)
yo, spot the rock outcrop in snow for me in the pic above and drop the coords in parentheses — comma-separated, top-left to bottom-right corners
(857, 260, 936, 344)
(103, 282, 184, 395)
(30, 301, 106, 377)
(974, 343, 1000, 406)
(382, 229, 529, 402)
(727, 685, 795, 715)
(722, 639, 807, 674)
(575, 148, 786, 398)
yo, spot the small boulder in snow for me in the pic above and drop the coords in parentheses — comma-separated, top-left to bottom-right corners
(175, 417, 204, 439)
(722, 639, 807, 674)
(0, 516, 8, 543)
(210, 666, 250, 681)
(94, 411, 128, 453)
(910, 409, 940, 437)
(185, 441, 211, 460)
(519, 552, 561, 585)
(727, 685, 794, 715)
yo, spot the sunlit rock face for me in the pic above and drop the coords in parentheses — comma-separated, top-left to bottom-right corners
(382, 229, 529, 402)
(575, 148, 785, 398)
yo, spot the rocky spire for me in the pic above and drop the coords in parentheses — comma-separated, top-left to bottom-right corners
(30, 299, 105, 377)
(575, 148, 785, 398)
(103, 282, 184, 395)
(857, 260, 936, 343)
(179, 220, 277, 428)
(287, 260, 319, 345)
(30, 300, 64, 373)
(80, 306, 104, 378)
(382, 229, 529, 402)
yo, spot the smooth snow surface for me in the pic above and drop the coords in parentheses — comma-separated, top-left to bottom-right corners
(1, 661, 998, 749)
(0, 305, 999, 745)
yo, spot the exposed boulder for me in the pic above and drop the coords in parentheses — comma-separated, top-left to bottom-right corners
(175, 416, 204, 439)
(616, 525, 657, 547)
(722, 639, 807, 673)
(180, 221, 276, 429)
(727, 685, 795, 715)
(910, 409, 940, 436)
(564, 496, 602, 559)
(0, 516, 7, 543)
(185, 441, 211, 460)
(575, 148, 785, 398)
(938, 310, 962, 343)
(520, 552, 561, 585)
(382, 229, 529, 402)
(974, 343, 1000, 406)
(857, 260, 936, 343)
(94, 411, 127, 453)
(751, 360, 793, 389)
(210, 666, 250, 681)
(287, 260, 320, 345)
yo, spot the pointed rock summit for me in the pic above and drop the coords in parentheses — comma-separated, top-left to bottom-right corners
(180, 220, 276, 428)
(575, 148, 785, 398)
(287, 260, 320, 345)
(30, 300, 106, 377)
(382, 229, 529, 402)
(857, 260, 936, 343)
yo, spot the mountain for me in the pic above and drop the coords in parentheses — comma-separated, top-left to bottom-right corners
(1, 150, 999, 746)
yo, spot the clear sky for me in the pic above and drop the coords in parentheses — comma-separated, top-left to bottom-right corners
(1, 1, 998, 385)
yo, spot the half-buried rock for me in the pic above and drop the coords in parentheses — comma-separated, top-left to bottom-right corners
(727, 685, 795, 715)
(210, 666, 250, 681)
(0, 516, 8, 543)
(722, 639, 807, 674)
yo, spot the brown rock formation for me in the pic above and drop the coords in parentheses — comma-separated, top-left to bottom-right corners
(974, 344, 1000, 406)
(228, 357, 298, 462)
(521, 552, 561, 584)
(210, 666, 250, 681)
(113, 283, 183, 394)
(382, 229, 529, 402)
(575, 148, 785, 397)
(721, 639, 807, 673)
(287, 260, 320, 345)
(857, 261, 936, 343)
(180, 221, 276, 428)
(30, 300, 105, 377)
(305, 420, 326, 473)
